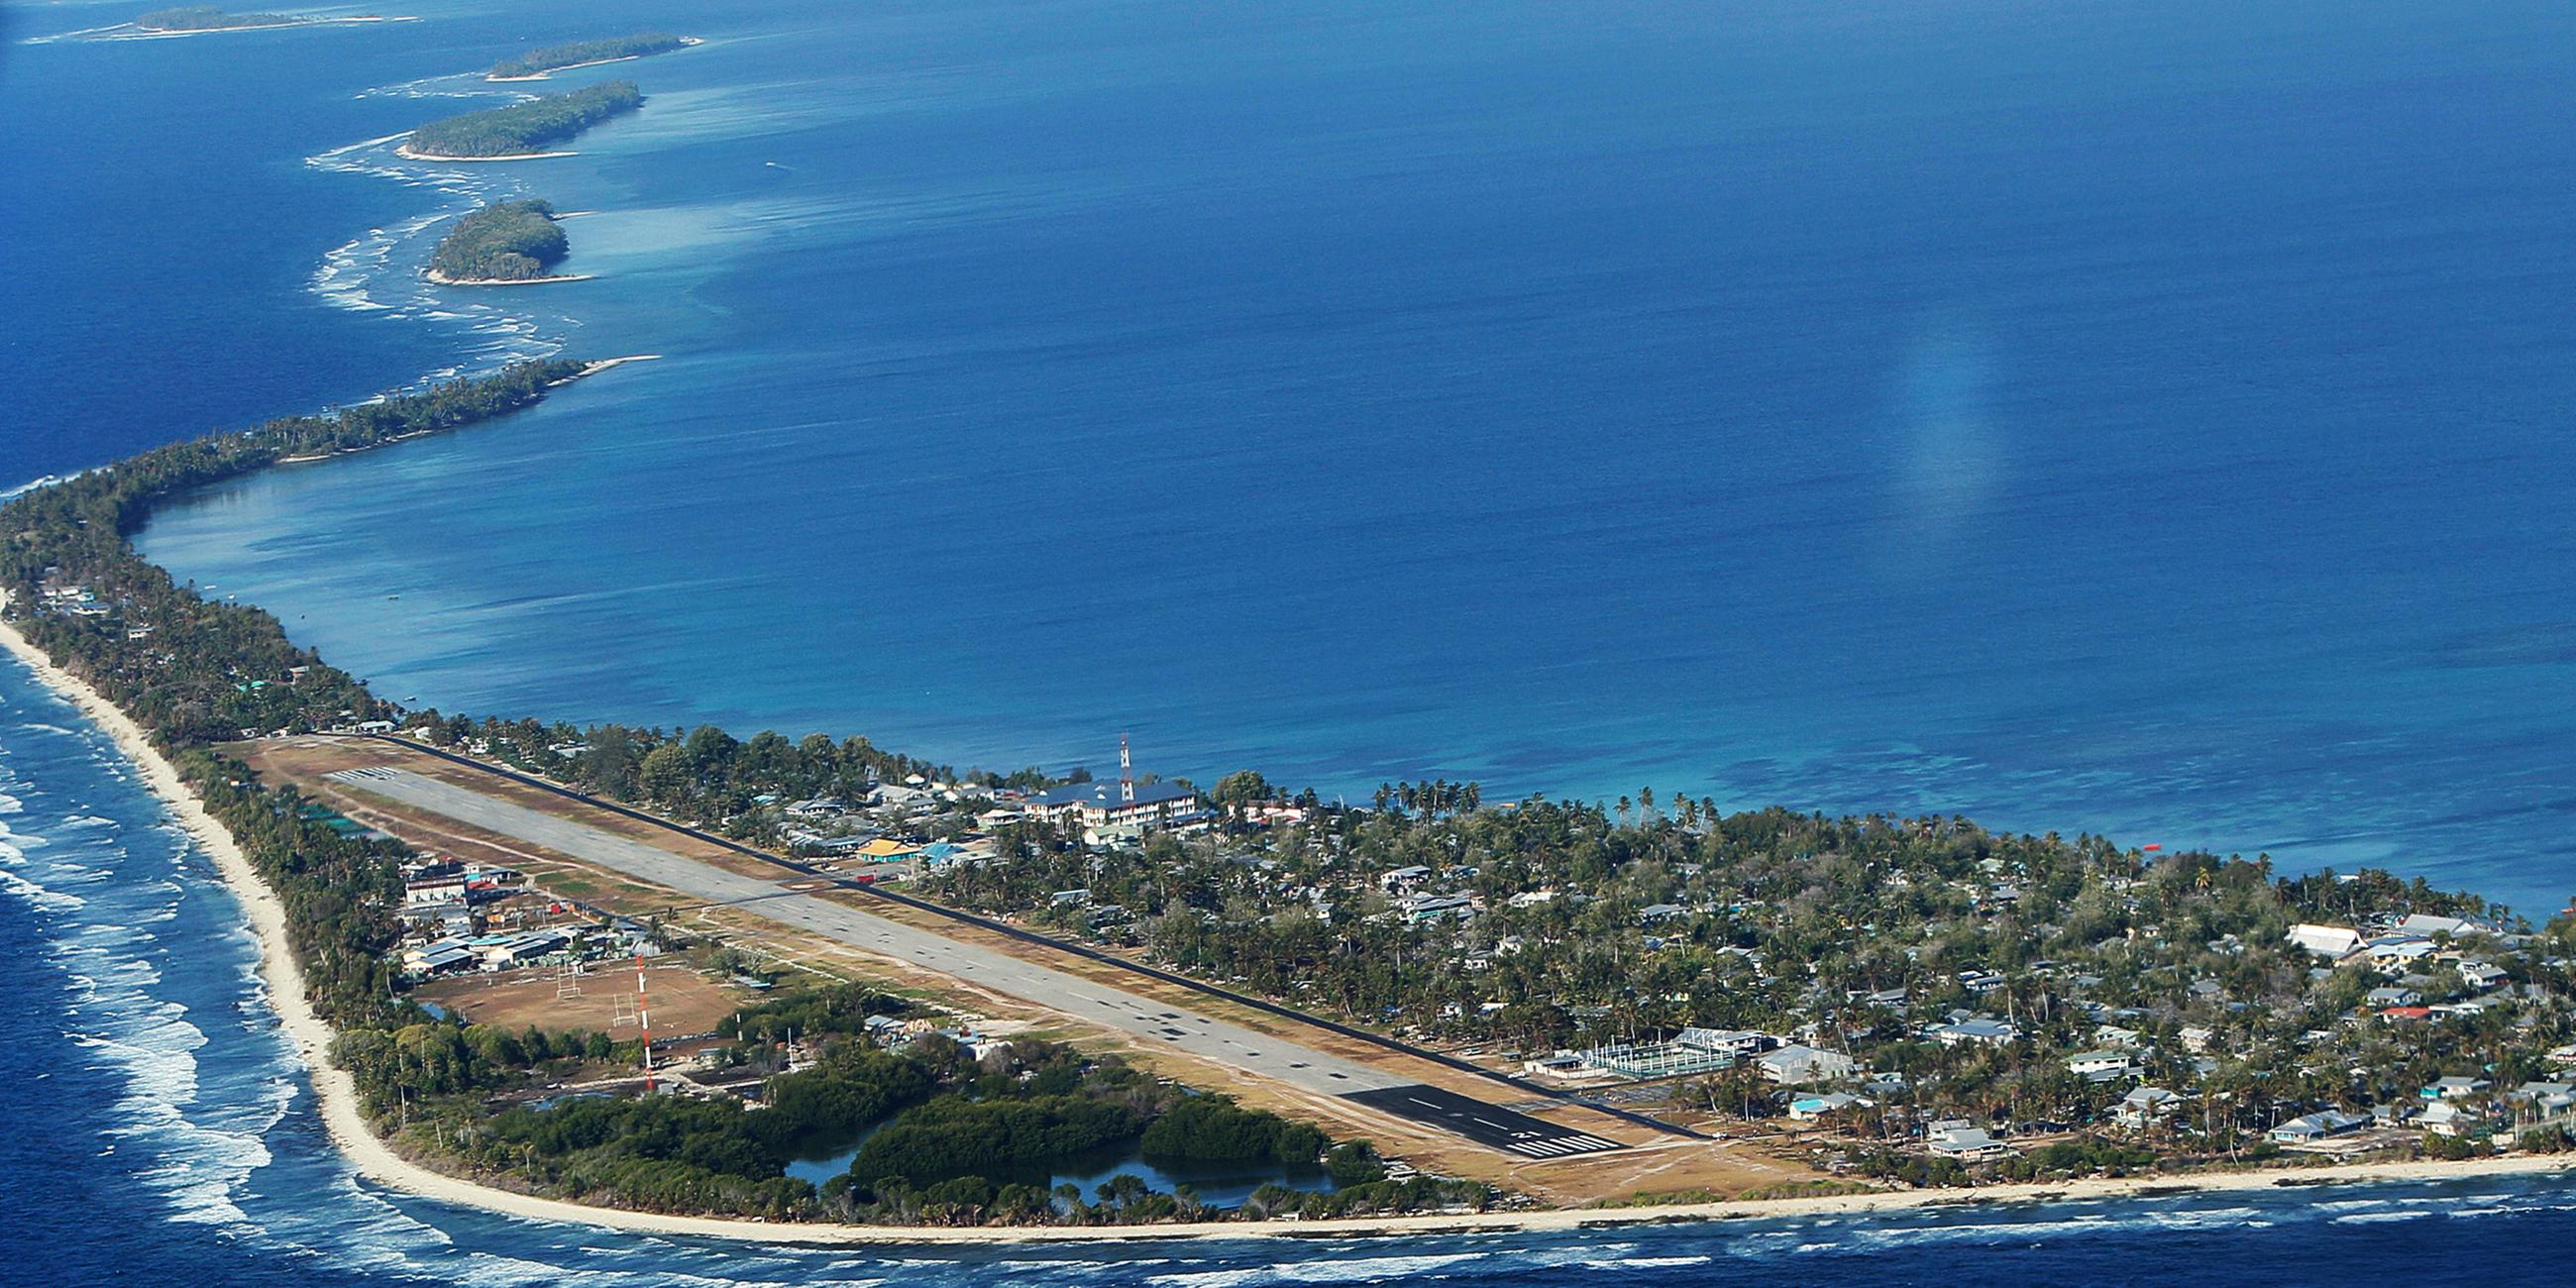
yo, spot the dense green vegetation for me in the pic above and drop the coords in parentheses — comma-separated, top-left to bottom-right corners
(848, 1096, 1141, 1188)
(417, 715, 962, 842)
(717, 982, 904, 1045)
(136, 7, 308, 31)
(428, 199, 571, 282)
(489, 33, 689, 79)
(909, 794, 2576, 1166)
(406, 81, 642, 159)
(444, 1044, 934, 1217)
(1141, 1094, 1328, 1163)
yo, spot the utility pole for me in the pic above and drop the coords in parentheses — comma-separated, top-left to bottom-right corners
(636, 949, 655, 1093)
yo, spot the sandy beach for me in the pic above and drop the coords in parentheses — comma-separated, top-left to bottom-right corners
(1, 594, 2570, 1245)
(485, 39, 703, 83)
(395, 145, 578, 162)
(425, 268, 595, 286)
(53, 16, 423, 43)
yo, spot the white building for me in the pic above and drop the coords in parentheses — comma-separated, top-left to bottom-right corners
(2288, 923, 2363, 957)
(1931, 1019, 2020, 1047)
(1024, 779, 1204, 833)
(1755, 1044, 1858, 1085)
(2067, 1049, 2136, 1083)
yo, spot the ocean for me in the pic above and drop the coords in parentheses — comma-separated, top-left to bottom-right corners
(5, 0, 2576, 1279)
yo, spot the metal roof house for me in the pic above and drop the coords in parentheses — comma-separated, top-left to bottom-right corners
(2269, 1110, 2371, 1144)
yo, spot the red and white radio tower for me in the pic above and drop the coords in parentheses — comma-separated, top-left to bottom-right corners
(1120, 733, 1134, 805)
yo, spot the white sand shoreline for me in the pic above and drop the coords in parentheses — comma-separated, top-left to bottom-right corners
(485, 39, 702, 83)
(80, 16, 420, 42)
(394, 144, 579, 162)
(1, 595, 2571, 1244)
(425, 268, 594, 286)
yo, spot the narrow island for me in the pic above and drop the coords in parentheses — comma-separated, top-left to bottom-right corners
(400, 80, 643, 161)
(488, 32, 698, 82)
(6, 367, 2576, 1240)
(427, 199, 585, 285)
(113, 6, 407, 36)
(137, 6, 314, 30)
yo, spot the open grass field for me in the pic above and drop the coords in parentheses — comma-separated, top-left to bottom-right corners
(413, 964, 748, 1039)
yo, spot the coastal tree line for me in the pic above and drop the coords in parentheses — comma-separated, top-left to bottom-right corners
(489, 33, 690, 80)
(406, 81, 643, 160)
(428, 199, 570, 282)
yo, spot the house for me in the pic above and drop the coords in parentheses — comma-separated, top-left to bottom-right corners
(2179, 1024, 2215, 1053)
(2365, 986, 2423, 1009)
(1930, 1018, 2020, 1047)
(404, 874, 468, 908)
(1637, 903, 1687, 924)
(2423, 1076, 2491, 1100)
(2117, 1086, 2184, 1127)
(1755, 1044, 1858, 1085)
(1928, 1124, 2014, 1160)
(1396, 893, 1475, 924)
(1788, 1093, 1872, 1122)
(852, 837, 921, 863)
(2363, 936, 2438, 968)
(1522, 1052, 1589, 1079)
(2420, 1100, 2483, 1138)
(1380, 865, 1434, 891)
(2459, 961, 2510, 990)
(2510, 1082, 2576, 1117)
(2269, 1110, 2371, 1144)
(2397, 913, 2495, 939)
(2066, 1049, 2136, 1083)
(2288, 923, 2363, 957)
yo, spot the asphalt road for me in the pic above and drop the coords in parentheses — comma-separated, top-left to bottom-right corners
(333, 764, 1625, 1157)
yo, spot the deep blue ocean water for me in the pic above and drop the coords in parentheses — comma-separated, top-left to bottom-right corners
(7, 0, 2576, 1279)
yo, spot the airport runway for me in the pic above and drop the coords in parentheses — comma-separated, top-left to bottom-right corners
(332, 765, 1623, 1159)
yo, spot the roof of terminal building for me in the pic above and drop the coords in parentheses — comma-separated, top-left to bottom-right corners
(1026, 779, 1197, 808)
